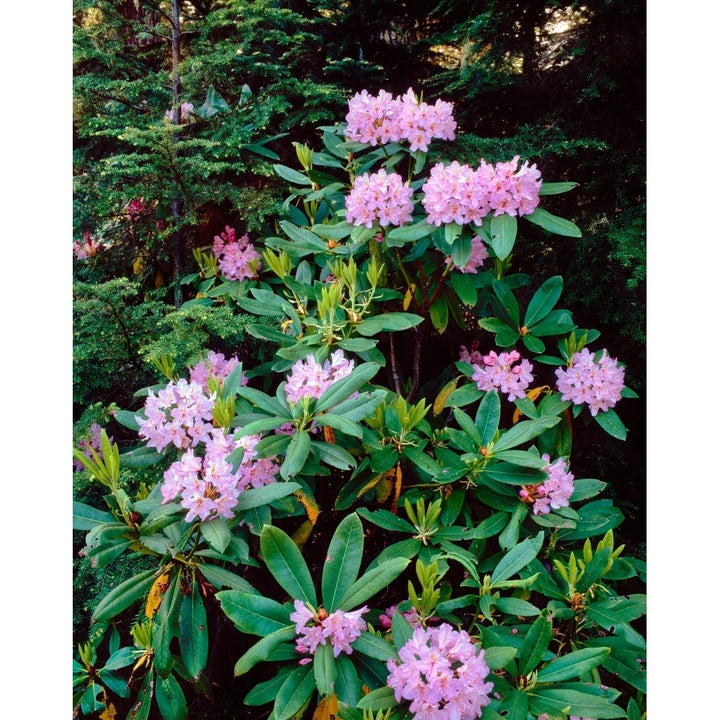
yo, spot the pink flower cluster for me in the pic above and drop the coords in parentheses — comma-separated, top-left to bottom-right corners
(344, 88, 456, 152)
(379, 605, 440, 630)
(74, 423, 111, 472)
(520, 454, 575, 516)
(137, 378, 216, 452)
(290, 600, 368, 659)
(421, 156, 542, 226)
(345, 168, 415, 228)
(386, 624, 493, 720)
(161, 429, 279, 522)
(284, 350, 355, 404)
(73, 231, 102, 260)
(189, 350, 247, 393)
(446, 235, 490, 274)
(555, 348, 625, 416)
(212, 226, 262, 281)
(125, 197, 149, 220)
(466, 349, 534, 401)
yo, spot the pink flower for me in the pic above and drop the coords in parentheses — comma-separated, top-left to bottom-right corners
(189, 350, 245, 393)
(344, 88, 456, 151)
(284, 350, 355, 404)
(165, 102, 194, 123)
(290, 601, 368, 658)
(212, 226, 262, 281)
(160, 429, 279, 523)
(469, 349, 534, 401)
(137, 378, 216, 452)
(125, 198, 148, 220)
(387, 624, 493, 720)
(73, 232, 102, 260)
(345, 168, 414, 228)
(520, 454, 575, 515)
(555, 348, 625, 416)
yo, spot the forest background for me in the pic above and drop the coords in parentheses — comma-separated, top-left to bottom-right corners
(1, 1, 715, 717)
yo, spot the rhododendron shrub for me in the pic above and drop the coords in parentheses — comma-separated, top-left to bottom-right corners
(73, 89, 645, 720)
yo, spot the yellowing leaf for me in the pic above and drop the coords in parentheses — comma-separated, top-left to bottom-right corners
(145, 568, 171, 619)
(100, 702, 117, 720)
(433, 378, 458, 416)
(294, 490, 321, 527)
(312, 693, 340, 720)
(403, 284, 416, 311)
(323, 426, 336, 444)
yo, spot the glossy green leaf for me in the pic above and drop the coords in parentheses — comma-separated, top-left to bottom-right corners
(334, 653, 363, 707)
(261, 524, 317, 606)
(485, 461, 546, 485)
(538, 181, 579, 195)
(314, 412, 365, 439)
(429, 292, 449, 333)
(483, 645, 518, 670)
(537, 646, 610, 683)
(356, 508, 415, 534)
(197, 564, 256, 593)
(313, 642, 337, 697)
(244, 668, 295, 706)
(356, 686, 398, 710)
(218, 591, 291, 636)
(492, 531, 544, 585)
(273, 164, 312, 186)
(355, 312, 424, 336)
(179, 583, 208, 678)
(495, 596, 541, 617)
(73, 501, 115, 531)
(475, 389, 501, 446)
(274, 662, 316, 720)
(491, 416, 561, 453)
(492, 278, 521, 326)
(593, 408, 627, 440)
(200, 517, 232, 554)
(529, 687, 626, 718)
(280, 429, 311, 479)
(501, 689, 529, 720)
(352, 631, 398, 661)
(449, 271, 478, 307)
(234, 625, 296, 675)
(490, 214, 518, 260)
(125, 672, 153, 720)
(524, 276, 563, 327)
(315, 362, 380, 412)
(517, 612, 554, 676)
(386, 218, 435, 245)
(155, 673, 188, 720)
(337, 557, 410, 610)
(322, 513, 365, 612)
(153, 572, 183, 676)
(524, 207, 582, 237)
(586, 594, 646, 630)
(92, 568, 157, 623)
(234, 481, 301, 511)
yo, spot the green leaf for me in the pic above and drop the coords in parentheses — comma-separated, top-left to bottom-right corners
(537, 647, 611, 683)
(120, 445, 164, 469)
(199, 517, 232, 554)
(538, 181, 579, 195)
(491, 416, 560, 453)
(322, 513, 365, 612)
(355, 312, 424, 336)
(337, 558, 410, 610)
(492, 278, 521, 326)
(449, 272, 478, 306)
(155, 673, 188, 720)
(495, 596, 540, 617)
(195, 84, 230, 118)
(273, 163, 312, 186)
(524, 276, 563, 328)
(218, 591, 291, 636)
(524, 207, 582, 237)
(490, 214, 518, 260)
(315, 363, 380, 412)
(517, 612, 554, 676)
(314, 412, 364, 439)
(485, 461, 546, 485)
(491, 531, 544, 585)
(125, 672, 153, 720)
(475, 389, 501, 447)
(356, 508, 415, 534)
(529, 687, 626, 718)
(197, 564, 256, 593)
(113, 409, 141, 431)
(501, 689, 529, 720)
(92, 569, 157, 623)
(280, 430, 311, 479)
(586, 594, 647, 631)
(233, 625, 296, 675)
(312, 440, 358, 470)
(429, 293, 449, 333)
(313, 642, 337, 697)
(334, 653, 363, 706)
(234, 482, 301, 512)
(356, 686, 398, 711)
(385, 218, 436, 246)
(261, 524, 317, 606)
(73, 501, 114, 531)
(153, 572, 183, 676)
(179, 583, 208, 678)
(274, 663, 316, 720)
(352, 631, 397, 661)
(483, 645, 518, 670)
(594, 409, 628, 440)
